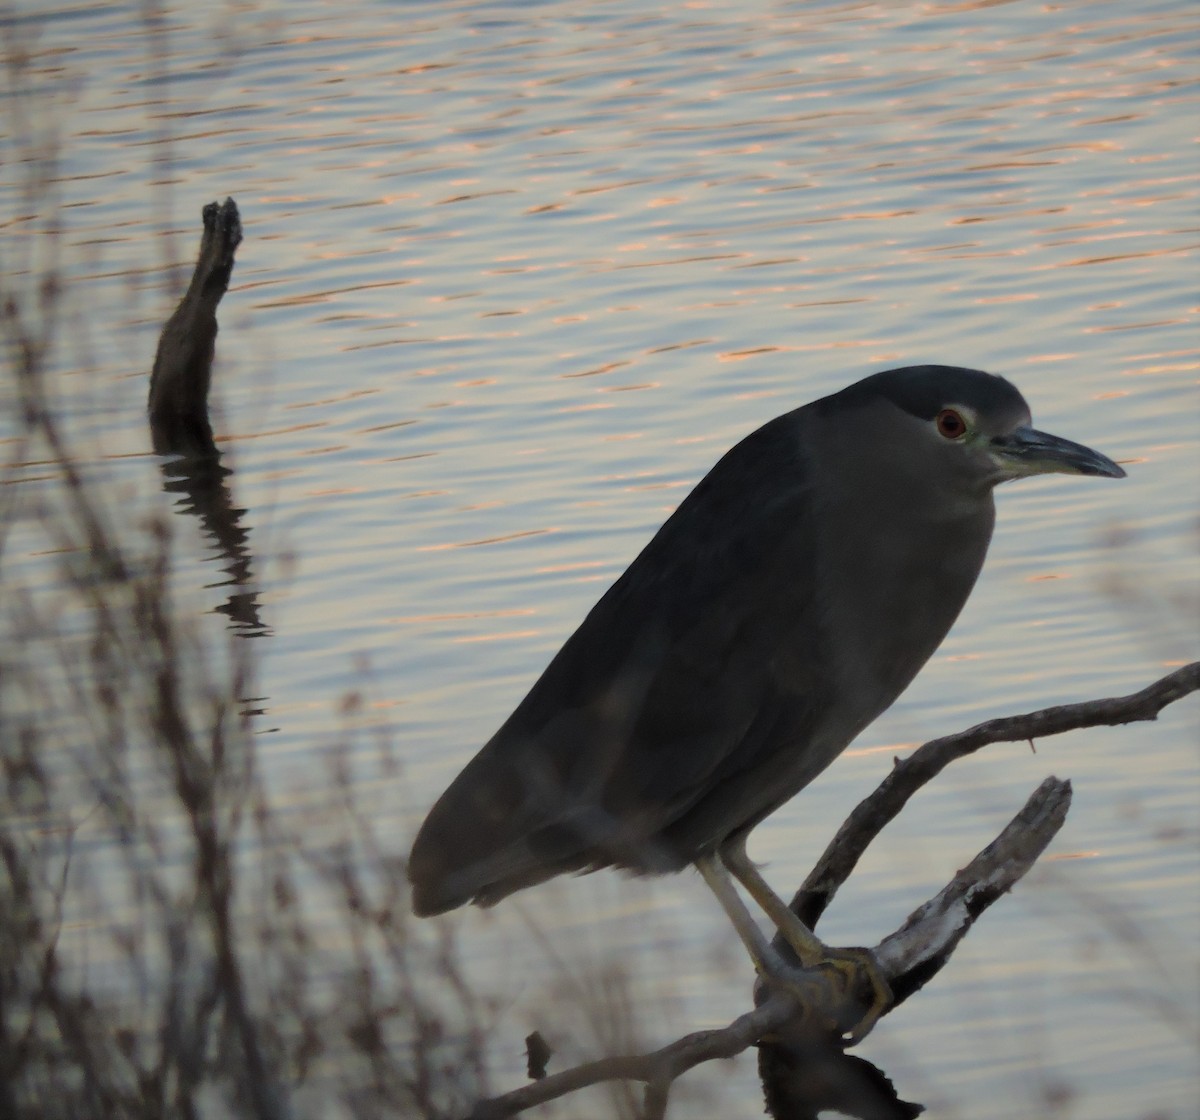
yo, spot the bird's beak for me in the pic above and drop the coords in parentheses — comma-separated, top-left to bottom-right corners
(989, 426, 1126, 480)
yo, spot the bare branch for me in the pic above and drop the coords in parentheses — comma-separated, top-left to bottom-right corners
(467, 775, 1075, 1119)
(463, 665, 1197, 1117)
(465, 991, 796, 1119)
(873, 775, 1071, 1001)
(790, 662, 1199, 929)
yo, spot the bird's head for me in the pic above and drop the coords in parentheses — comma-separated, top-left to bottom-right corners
(829, 365, 1126, 494)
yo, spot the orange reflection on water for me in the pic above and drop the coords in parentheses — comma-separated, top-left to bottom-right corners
(418, 527, 553, 550)
(391, 610, 535, 624)
(844, 742, 919, 760)
(720, 346, 784, 361)
(452, 629, 541, 644)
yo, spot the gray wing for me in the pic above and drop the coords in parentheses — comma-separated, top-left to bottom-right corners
(409, 407, 831, 915)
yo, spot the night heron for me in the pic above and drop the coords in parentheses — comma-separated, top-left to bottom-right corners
(408, 365, 1124, 1039)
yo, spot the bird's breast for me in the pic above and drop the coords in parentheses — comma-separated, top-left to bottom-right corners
(813, 491, 995, 746)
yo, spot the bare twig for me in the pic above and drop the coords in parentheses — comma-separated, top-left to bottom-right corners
(790, 662, 1200, 929)
(465, 991, 796, 1119)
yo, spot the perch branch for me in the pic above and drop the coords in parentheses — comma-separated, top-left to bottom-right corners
(464, 665, 1196, 1118)
(872, 775, 1071, 1002)
(789, 661, 1199, 930)
(466, 776, 1073, 1119)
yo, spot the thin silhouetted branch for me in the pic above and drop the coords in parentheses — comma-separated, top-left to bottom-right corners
(465, 991, 793, 1119)
(790, 661, 1200, 930)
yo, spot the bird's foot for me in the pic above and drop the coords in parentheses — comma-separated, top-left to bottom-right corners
(759, 945, 892, 1046)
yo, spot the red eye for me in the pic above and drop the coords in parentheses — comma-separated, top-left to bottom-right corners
(936, 409, 967, 439)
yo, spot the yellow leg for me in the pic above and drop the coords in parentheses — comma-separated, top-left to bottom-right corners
(719, 838, 893, 1044)
(695, 853, 832, 1020)
(695, 853, 783, 974)
(720, 839, 827, 965)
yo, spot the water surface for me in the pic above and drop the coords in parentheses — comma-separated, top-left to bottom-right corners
(2, 1, 1197, 1116)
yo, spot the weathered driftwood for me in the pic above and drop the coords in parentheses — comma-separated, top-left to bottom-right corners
(466, 662, 1199, 1120)
(147, 198, 264, 635)
(148, 197, 241, 457)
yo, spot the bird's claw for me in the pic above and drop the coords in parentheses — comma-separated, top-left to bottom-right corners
(761, 946, 893, 1046)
